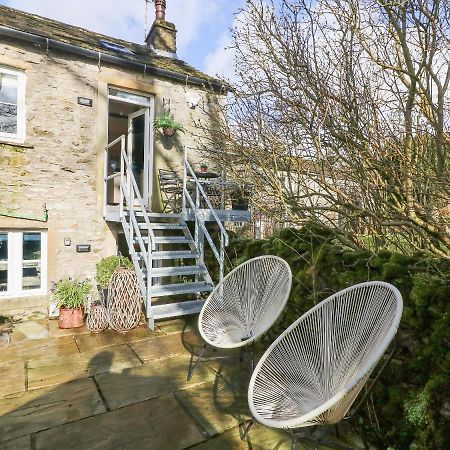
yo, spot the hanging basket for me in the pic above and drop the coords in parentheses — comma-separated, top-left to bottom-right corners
(86, 303, 108, 333)
(107, 268, 142, 332)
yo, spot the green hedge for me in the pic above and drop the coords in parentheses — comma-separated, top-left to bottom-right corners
(206, 225, 450, 450)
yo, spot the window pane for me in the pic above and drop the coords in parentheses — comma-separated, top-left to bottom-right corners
(0, 103, 18, 134)
(108, 88, 151, 106)
(0, 73, 18, 104)
(0, 262, 7, 292)
(23, 232, 41, 260)
(22, 261, 41, 290)
(0, 234, 8, 292)
(0, 233, 7, 261)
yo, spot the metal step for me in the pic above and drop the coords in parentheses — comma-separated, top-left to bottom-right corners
(149, 265, 207, 277)
(152, 250, 200, 260)
(130, 211, 182, 219)
(139, 223, 187, 230)
(151, 282, 213, 297)
(153, 236, 193, 244)
(153, 299, 206, 320)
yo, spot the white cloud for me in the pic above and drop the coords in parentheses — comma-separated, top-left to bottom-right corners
(203, 30, 235, 80)
(3, 0, 223, 55)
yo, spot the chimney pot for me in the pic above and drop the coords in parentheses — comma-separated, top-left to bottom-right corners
(155, 0, 166, 21)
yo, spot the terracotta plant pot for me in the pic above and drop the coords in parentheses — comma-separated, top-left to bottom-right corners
(58, 307, 84, 329)
(163, 127, 176, 137)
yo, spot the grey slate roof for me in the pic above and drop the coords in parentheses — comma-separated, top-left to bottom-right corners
(0, 5, 222, 86)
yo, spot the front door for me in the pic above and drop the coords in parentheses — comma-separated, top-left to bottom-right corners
(127, 108, 151, 205)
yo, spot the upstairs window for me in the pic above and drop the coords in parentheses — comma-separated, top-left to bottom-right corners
(0, 66, 26, 143)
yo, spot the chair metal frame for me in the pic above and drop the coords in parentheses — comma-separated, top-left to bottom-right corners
(158, 168, 182, 212)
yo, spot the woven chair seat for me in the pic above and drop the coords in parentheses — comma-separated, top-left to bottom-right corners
(248, 281, 403, 429)
(199, 256, 292, 349)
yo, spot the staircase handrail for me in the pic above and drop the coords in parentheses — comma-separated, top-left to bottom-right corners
(104, 135, 156, 251)
(183, 146, 229, 282)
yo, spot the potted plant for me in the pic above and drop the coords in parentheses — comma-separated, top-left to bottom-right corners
(153, 111, 184, 136)
(52, 278, 91, 329)
(96, 255, 133, 303)
(200, 163, 208, 173)
(230, 185, 252, 210)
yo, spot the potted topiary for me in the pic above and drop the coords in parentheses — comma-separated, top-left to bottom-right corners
(153, 111, 184, 136)
(52, 278, 91, 329)
(96, 255, 133, 303)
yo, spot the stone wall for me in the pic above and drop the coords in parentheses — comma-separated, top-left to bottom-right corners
(0, 37, 224, 318)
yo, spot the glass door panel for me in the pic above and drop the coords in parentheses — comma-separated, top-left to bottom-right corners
(22, 232, 42, 290)
(0, 233, 8, 292)
(128, 108, 150, 204)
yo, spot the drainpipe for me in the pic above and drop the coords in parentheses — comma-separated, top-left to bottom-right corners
(0, 26, 227, 92)
(0, 204, 48, 222)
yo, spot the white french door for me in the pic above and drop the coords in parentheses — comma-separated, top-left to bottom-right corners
(127, 108, 152, 206)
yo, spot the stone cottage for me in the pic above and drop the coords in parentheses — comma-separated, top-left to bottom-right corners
(0, 3, 233, 320)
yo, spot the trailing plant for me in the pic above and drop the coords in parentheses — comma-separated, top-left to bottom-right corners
(204, 224, 450, 450)
(153, 112, 184, 132)
(51, 278, 91, 309)
(95, 255, 133, 289)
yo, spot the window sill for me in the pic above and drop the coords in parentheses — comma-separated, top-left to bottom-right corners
(0, 140, 34, 149)
(0, 291, 47, 300)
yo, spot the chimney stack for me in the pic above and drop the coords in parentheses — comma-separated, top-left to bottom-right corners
(155, 0, 166, 20)
(145, 0, 177, 57)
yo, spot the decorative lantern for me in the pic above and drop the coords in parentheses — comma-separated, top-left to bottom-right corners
(86, 302, 108, 333)
(107, 268, 142, 332)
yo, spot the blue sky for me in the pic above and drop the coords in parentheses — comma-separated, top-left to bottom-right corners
(0, 0, 242, 78)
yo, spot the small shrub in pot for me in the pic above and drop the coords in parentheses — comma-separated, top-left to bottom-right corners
(52, 278, 91, 329)
(96, 256, 133, 302)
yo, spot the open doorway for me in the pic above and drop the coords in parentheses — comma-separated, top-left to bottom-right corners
(105, 88, 154, 209)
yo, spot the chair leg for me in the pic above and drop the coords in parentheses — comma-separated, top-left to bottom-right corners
(289, 429, 298, 450)
(241, 419, 254, 440)
(187, 343, 207, 381)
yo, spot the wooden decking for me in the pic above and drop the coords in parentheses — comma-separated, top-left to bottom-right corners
(0, 318, 374, 449)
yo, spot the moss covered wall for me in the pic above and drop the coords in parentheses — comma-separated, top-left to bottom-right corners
(209, 226, 450, 450)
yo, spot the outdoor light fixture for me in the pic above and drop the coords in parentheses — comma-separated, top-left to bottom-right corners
(78, 97, 93, 107)
(76, 244, 91, 253)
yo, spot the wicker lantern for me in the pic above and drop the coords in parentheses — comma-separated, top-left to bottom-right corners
(86, 302, 108, 333)
(107, 268, 142, 332)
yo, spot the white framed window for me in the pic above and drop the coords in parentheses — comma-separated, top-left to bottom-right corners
(0, 66, 26, 143)
(0, 231, 47, 298)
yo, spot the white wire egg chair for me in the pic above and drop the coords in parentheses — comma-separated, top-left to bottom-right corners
(246, 281, 403, 448)
(187, 255, 292, 380)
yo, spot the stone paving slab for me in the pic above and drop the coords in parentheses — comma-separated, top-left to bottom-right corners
(155, 318, 196, 335)
(74, 326, 161, 352)
(0, 336, 79, 364)
(189, 422, 292, 450)
(0, 362, 25, 397)
(0, 377, 106, 442)
(27, 344, 143, 390)
(95, 355, 215, 410)
(0, 435, 31, 450)
(13, 321, 50, 340)
(34, 394, 206, 450)
(129, 330, 203, 362)
(47, 320, 91, 337)
(175, 378, 251, 437)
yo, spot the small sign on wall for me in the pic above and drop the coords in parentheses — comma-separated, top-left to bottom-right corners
(76, 244, 91, 253)
(78, 97, 93, 107)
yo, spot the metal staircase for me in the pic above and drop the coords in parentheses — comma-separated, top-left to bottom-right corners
(105, 136, 228, 330)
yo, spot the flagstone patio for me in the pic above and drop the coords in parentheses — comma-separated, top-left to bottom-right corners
(0, 318, 375, 450)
